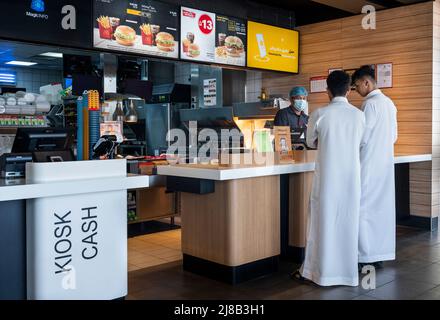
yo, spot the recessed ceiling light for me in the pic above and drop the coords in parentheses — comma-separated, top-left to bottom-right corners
(5, 60, 37, 66)
(39, 52, 63, 58)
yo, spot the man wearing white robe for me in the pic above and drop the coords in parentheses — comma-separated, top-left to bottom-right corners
(352, 66, 398, 267)
(298, 70, 366, 287)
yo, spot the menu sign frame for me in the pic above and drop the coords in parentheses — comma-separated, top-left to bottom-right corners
(180, 6, 216, 63)
(0, 0, 93, 49)
(247, 21, 299, 74)
(214, 14, 247, 67)
(93, 0, 180, 59)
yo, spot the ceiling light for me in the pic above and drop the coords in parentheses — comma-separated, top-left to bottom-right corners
(39, 52, 63, 58)
(5, 60, 37, 66)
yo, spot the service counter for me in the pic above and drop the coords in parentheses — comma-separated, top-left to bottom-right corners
(158, 152, 432, 284)
(0, 160, 152, 300)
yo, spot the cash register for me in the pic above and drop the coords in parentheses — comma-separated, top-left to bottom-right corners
(1, 128, 74, 179)
(0, 153, 33, 178)
(9, 127, 74, 164)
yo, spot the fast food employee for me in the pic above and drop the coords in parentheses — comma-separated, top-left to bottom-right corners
(274, 87, 309, 149)
(274, 86, 309, 132)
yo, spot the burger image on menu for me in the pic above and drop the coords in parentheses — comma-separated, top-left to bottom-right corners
(188, 44, 200, 58)
(114, 26, 137, 46)
(155, 32, 176, 52)
(225, 36, 244, 57)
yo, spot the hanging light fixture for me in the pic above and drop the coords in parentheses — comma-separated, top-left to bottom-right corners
(124, 99, 138, 123)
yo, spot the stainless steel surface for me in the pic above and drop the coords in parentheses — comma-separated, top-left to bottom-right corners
(102, 53, 117, 94)
(232, 101, 279, 119)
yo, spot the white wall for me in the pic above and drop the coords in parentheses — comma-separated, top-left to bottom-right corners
(245, 71, 262, 103)
(8, 67, 63, 93)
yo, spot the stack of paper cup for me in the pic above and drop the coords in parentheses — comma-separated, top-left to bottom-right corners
(5, 105, 20, 114)
(16, 91, 36, 104)
(20, 105, 37, 115)
(6, 97, 17, 106)
(35, 95, 51, 113)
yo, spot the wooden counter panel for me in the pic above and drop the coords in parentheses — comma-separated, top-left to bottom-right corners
(288, 172, 314, 248)
(180, 176, 280, 267)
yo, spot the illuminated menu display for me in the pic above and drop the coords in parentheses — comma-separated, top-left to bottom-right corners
(215, 15, 246, 67)
(93, 0, 179, 59)
(180, 7, 216, 63)
(247, 21, 299, 73)
(0, 0, 92, 48)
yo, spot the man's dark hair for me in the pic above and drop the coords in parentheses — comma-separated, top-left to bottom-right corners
(351, 65, 376, 85)
(327, 70, 351, 97)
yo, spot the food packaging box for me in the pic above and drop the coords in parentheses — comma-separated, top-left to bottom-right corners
(98, 23, 113, 39)
(141, 31, 153, 45)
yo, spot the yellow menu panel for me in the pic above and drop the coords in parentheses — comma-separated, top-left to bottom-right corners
(247, 21, 299, 73)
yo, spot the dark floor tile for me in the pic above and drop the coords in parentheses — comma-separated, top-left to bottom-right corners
(263, 285, 320, 300)
(237, 273, 316, 299)
(343, 270, 395, 295)
(127, 226, 439, 300)
(351, 294, 380, 300)
(365, 279, 437, 300)
(398, 263, 440, 286)
(411, 231, 440, 246)
(396, 243, 431, 257)
(293, 286, 361, 300)
(402, 246, 440, 263)
(414, 285, 440, 300)
(380, 258, 434, 277)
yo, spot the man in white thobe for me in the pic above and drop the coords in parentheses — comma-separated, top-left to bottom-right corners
(352, 66, 398, 268)
(296, 70, 366, 287)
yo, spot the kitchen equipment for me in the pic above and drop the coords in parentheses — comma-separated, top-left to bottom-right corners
(144, 83, 191, 156)
(0, 153, 33, 178)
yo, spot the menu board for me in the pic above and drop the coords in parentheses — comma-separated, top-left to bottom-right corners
(180, 7, 216, 63)
(215, 15, 246, 67)
(93, 0, 179, 59)
(247, 21, 299, 73)
(0, 0, 92, 49)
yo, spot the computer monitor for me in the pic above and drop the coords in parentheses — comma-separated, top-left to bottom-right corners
(119, 79, 153, 102)
(12, 128, 74, 162)
(72, 74, 103, 97)
(290, 128, 305, 142)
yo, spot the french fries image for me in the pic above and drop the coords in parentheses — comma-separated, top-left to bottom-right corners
(140, 23, 152, 35)
(97, 15, 110, 29)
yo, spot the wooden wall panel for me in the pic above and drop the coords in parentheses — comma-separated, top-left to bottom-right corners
(263, 1, 439, 221)
(263, 1, 434, 156)
(432, 0, 440, 221)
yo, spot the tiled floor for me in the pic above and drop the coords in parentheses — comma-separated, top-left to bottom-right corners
(128, 229, 182, 272)
(128, 226, 440, 300)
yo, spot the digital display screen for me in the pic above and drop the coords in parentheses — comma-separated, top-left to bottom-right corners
(0, 0, 92, 48)
(180, 7, 216, 63)
(214, 15, 246, 67)
(93, 0, 179, 59)
(247, 21, 299, 73)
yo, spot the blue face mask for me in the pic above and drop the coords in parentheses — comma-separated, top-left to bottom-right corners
(293, 99, 308, 112)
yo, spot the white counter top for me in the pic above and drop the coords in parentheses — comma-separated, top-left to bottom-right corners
(0, 174, 152, 202)
(0, 154, 431, 202)
(393, 154, 432, 164)
(157, 154, 432, 181)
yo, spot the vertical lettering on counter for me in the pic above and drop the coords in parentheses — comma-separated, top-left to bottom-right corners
(54, 211, 73, 274)
(81, 207, 99, 260)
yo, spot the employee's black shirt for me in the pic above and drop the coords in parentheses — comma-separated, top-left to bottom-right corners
(274, 106, 309, 132)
